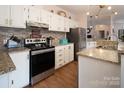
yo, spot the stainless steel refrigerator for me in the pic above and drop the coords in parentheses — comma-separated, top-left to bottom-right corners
(67, 28, 86, 61)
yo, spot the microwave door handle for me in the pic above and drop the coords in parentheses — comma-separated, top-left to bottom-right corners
(31, 48, 55, 55)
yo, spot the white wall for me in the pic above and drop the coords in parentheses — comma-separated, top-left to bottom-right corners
(75, 14, 87, 28)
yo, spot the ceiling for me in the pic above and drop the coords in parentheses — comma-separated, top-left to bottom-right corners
(58, 5, 124, 21)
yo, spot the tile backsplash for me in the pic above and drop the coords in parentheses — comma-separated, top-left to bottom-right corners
(0, 27, 66, 47)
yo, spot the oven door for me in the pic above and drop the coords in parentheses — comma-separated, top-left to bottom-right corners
(30, 48, 55, 77)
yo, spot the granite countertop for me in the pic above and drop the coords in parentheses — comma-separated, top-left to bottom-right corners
(0, 51, 16, 75)
(0, 47, 30, 75)
(77, 48, 119, 64)
(0, 47, 30, 53)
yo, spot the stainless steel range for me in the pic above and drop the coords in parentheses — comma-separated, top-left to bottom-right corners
(24, 38, 55, 85)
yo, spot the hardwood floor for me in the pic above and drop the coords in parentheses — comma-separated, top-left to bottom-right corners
(31, 61, 78, 88)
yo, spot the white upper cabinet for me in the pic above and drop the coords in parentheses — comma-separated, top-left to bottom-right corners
(49, 13, 70, 32)
(63, 18, 70, 32)
(0, 5, 28, 28)
(0, 5, 79, 31)
(49, 13, 59, 31)
(28, 6, 41, 22)
(40, 9, 50, 24)
(0, 5, 10, 27)
(57, 16, 64, 31)
(10, 5, 27, 28)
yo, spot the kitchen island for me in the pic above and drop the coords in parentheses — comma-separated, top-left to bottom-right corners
(77, 48, 120, 88)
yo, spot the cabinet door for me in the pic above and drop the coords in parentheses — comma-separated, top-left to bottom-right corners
(28, 6, 40, 22)
(0, 5, 10, 27)
(9, 51, 29, 88)
(0, 73, 9, 88)
(64, 45, 70, 64)
(63, 18, 69, 32)
(10, 5, 27, 28)
(49, 13, 59, 31)
(69, 44, 74, 62)
(57, 16, 64, 31)
(40, 9, 50, 24)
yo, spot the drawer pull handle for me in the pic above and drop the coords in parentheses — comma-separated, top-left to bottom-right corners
(59, 50, 62, 52)
(59, 54, 62, 56)
(59, 59, 62, 61)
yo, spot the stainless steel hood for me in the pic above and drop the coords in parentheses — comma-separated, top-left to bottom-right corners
(26, 21, 49, 28)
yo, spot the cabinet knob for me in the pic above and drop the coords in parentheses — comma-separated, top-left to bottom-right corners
(59, 54, 62, 57)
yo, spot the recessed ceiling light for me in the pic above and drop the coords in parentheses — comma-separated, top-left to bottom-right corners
(114, 12, 118, 15)
(107, 6, 112, 10)
(86, 12, 90, 15)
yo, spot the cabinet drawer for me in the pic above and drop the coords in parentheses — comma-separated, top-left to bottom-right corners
(56, 58, 64, 63)
(55, 62, 64, 69)
(55, 46, 64, 53)
(55, 58, 64, 69)
(55, 49, 64, 53)
(56, 52, 64, 58)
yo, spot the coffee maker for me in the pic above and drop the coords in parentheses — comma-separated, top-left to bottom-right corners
(46, 36, 54, 47)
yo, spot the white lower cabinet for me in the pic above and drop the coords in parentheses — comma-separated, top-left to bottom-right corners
(9, 50, 29, 88)
(68, 44, 74, 62)
(0, 73, 9, 88)
(64, 45, 70, 63)
(55, 44, 74, 69)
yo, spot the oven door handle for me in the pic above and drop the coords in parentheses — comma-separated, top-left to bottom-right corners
(31, 48, 55, 55)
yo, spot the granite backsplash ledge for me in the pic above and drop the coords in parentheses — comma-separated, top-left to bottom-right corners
(0, 27, 66, 47)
